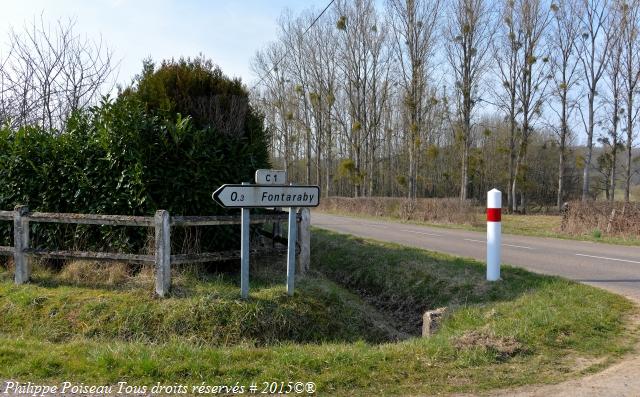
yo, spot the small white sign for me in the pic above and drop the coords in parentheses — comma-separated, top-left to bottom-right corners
(213, 184, 320, 208)
(255, 169, 287, 185)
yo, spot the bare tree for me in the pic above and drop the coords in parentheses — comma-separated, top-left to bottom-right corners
(336, 0, 391, 197)
(620, 0, 640, 203)
(277, 12, 315, 185)
(576, 0, 612, 200)
(304, 16, 340, 196)
(493, 0, 520, 210)
(601, 1, 625, 202)
(445, 0, 494, 200)
(251, 40, 296, 175)
(548, 0, 581, 210)
(0, 16, 116, 131)
(494, 0, 551, 212)
(511, 0, 551, 212)
(387, 0, 441, 199)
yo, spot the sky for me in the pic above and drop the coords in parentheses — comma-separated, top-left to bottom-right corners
(0, 0, 322, 88)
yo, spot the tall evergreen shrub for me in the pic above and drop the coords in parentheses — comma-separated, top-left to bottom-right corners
(0, 57, 270, 253)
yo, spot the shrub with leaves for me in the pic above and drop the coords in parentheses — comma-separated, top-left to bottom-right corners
(0, 57, 270, 254)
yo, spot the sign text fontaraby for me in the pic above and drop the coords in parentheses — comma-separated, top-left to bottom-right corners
(212, 184, 320, 208)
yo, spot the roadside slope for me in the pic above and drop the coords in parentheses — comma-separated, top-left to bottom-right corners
(312, 212, 640, 300)
(313, 212, 640, 396)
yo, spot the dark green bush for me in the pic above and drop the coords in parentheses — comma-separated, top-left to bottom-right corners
(0, 57, 270, 253)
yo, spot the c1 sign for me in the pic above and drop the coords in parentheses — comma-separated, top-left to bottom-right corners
(255, 169, 287, 185)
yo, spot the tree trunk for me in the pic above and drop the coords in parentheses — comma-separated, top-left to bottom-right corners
(315, 116, 322, 190)
(460, 138, 469, 200)
(408, 143, 415, 199)
(557, 96, 567, 211)
(557, 142, 565, 210)
(610, 95, 619, 203)
(625, 89, 633, 203)
(609, 151, 616, 203)
(512, 149, 521, 213)
(507, 102, 516, 211)
(582, 91, 595, 201)
(325, 123, 332, 197)
(355, 144, 361, 198)
(306, 126, 312, 185)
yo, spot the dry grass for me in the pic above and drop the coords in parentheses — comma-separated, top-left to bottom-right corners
(319, 196, 481, 226)
(561, 201, 640, 238)
(58, 260, 134, 286)
(453, 329, 524, 359)
(2, 257, 14, 273)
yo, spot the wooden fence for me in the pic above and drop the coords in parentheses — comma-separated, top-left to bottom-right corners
(0, 205, 311, 297)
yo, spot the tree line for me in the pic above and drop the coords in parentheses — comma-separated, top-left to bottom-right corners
(251, 0, 640, 211)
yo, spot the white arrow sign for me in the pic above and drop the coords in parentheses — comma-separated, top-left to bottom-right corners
(212, 184, 320, 208)
(255, 169, 287, 185)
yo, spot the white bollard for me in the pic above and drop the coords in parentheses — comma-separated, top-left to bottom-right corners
(487, 188, 502, 281)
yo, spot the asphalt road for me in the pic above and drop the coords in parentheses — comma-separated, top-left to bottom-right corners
(312, 212, 640, 300)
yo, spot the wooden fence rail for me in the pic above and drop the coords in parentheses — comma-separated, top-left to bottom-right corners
(1, 205, 310, 297)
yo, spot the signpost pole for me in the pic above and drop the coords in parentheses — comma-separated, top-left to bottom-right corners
(241, 182, 250, 299)
(287, 204, 297, 295)
(212, 174, 320, 298)
(487, 188, 502, 281)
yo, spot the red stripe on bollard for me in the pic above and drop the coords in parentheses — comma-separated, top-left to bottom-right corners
(487, 208, 501, 222)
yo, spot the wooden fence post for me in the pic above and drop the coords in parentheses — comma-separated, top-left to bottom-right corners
(154, 210, 171, 297)
(13, 205, 30, 284)
(297, 208, 310, 275)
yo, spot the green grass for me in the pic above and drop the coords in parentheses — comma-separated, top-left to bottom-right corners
(316, 209, 640, 246)
(0, 230, 636, 396)
(499, 214, 639, 245)
(0, 262, 390, 347)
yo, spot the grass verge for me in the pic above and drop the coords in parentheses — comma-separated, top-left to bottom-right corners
(0, 260, 391, 346)
(0, 230, 636, 396)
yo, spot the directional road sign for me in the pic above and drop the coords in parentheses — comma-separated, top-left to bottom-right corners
(212, 184, 320, 208)
(255, 169, 287, 185)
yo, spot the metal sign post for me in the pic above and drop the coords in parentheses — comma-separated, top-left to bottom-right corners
(240, 182, 250, 299)
(287, 203, 297, 295)
(212, 181, 320, 298)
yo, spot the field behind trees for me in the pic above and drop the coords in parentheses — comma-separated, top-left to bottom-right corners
(252, 0, 640, 210)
